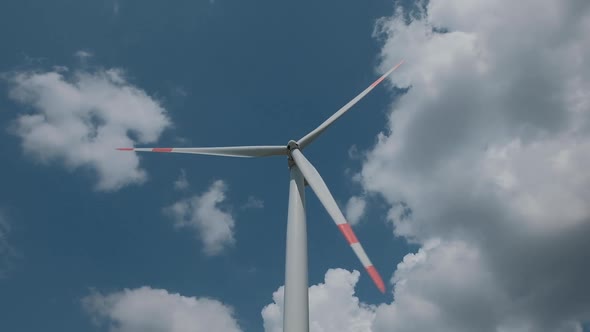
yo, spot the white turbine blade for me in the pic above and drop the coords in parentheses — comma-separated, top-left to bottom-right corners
(116, 145, 288, 158)
(290, 149, 386, 293)
(297, 60, 404, 149)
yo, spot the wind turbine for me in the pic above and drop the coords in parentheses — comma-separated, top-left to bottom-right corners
(118, 60, 403, 332)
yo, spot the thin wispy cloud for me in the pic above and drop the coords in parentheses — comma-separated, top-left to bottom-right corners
(241, 196, 264, 210)
(0, 210, 16, 277)
(74, 50, 93, 60)
(347, 144, 362, 160)
(174, 169, 190, 191)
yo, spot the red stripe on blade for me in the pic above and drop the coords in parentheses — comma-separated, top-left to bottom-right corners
(366, 265, 386, 293)
(338, 224, 359, 244)
(370, 60, 404, 88)
(152, 148, 173, 152)
(370, 76, 386, 88)
(116, 148, 134, 151)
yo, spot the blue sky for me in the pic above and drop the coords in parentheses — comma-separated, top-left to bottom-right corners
(3, 1, 590, 331)
(0, 1, 411, 331)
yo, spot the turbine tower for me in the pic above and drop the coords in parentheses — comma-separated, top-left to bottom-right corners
(118, 60, 403, 332)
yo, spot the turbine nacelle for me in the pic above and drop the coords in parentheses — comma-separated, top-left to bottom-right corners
(286, 140, 301, 169)
(286, 140, 300, 153)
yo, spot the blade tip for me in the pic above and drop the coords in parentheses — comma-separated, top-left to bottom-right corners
(366, 265, 387, 293)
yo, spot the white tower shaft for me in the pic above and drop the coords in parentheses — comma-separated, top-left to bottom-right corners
(283, 165, 309, 332)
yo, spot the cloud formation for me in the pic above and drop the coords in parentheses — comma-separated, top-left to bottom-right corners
(262, 269, 375, 332)
(346, 0, 590, 330)
(344, 196, 366, 225)
(165, 180, 235, 256)
(242, 196, 264, 210)
(262, 1, 590, 331)
(174, 169, 190, 191)
(7, 68, 170, 191)
(74, 50, 93, 60)
(83, 286, 242, 332)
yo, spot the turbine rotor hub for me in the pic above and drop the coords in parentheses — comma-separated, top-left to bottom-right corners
(286, 140, 300, 168)
(287, 140, 300, 152)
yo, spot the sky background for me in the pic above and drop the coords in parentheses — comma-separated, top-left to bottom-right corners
(0, 1, 410, 331)
(2, 1, 590, 332)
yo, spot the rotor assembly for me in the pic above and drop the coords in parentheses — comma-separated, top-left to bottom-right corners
(117, 60, 405, 332)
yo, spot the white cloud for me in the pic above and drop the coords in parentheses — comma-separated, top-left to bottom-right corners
(259, 1, 590, 331)
(263, 2, 590, 329)
(83, 286, 242, 332)
(263, 261, 585, 332)
(7, 68, 171, 191)
(262, 269, 375, 332)
(165, 180, 235, 256)
(372, 240, 510, 332)
(347, 145, 362, 160)
(74, 50, 93, 60)
(344, 196, 366, 225)
(174, 169, 190, 191)
(242, 195, 264, 209)
(350, 0, 590, 330)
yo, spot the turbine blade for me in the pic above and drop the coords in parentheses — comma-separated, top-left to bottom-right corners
(290, 149, 386, 293)
(297, 60, 404, 149)
(116, 145, 288, 158)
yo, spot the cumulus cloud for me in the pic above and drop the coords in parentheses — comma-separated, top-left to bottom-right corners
(372, 240, 512, 332)
(263, 260, 584, 332)
(344, 196, 367, 225)
(83, 286, 242, 332)
(165, 180, 235, 256)
(259, 1, 590, 331)
(262, 269, 375, 332)
(344, 0, 590, 330)
(6, 67, 170, 191)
